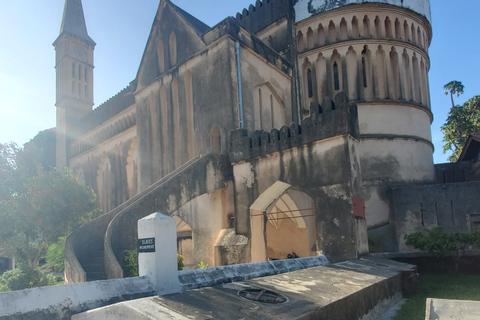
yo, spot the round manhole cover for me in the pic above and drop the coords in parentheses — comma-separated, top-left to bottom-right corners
(238, 289, 287, 304)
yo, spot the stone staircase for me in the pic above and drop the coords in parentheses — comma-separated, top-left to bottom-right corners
(82, 250, 106, 282)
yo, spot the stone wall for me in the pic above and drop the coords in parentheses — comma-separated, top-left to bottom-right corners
(230, 92, 367, 262)
(392, 181, 480, 251)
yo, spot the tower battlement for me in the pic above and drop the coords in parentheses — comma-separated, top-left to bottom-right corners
(233, 0, 291, 34)
(229, 92, 359, 163)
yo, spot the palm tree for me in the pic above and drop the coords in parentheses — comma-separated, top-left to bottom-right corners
(444, 81, 465, 108)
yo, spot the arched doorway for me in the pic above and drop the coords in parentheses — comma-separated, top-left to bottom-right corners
(173, 216, 193, 267)
(250, 181, 317, 262)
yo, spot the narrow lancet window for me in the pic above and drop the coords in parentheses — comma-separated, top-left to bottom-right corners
(307, 69, 313, 98)
(333, 62, 340, 91)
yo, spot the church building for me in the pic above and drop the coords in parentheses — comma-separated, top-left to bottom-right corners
(56, 0, 477, 284)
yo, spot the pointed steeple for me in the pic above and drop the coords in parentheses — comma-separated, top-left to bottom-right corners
(57, 0, 95, 45)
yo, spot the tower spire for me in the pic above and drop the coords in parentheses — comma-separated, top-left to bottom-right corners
(57, 0, 95, 45)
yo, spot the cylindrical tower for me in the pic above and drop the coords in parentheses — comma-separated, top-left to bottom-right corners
(294, 0, 434, 251)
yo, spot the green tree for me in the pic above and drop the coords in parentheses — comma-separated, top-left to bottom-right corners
(0, 142, 99, 271)
(405, 228, 480, 274)
(441, 95, 480, 162)
(444, 80, 465, 108)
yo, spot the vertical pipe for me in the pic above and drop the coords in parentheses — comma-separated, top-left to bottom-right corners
(236, 42, 245, 129)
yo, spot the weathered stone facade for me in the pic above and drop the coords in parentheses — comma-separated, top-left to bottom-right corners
(55, 0, 449, 282)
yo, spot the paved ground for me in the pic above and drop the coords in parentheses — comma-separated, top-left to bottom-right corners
(73, 257, 416, 320)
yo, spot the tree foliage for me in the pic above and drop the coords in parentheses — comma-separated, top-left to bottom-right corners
(405, 228, 480, 273)
(0, 142, 100, 272)
(444, 80, 465, 108)
(441, 94, 480, 162)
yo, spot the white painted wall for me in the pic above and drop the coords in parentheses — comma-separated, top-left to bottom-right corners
(294, 0, 431, 23)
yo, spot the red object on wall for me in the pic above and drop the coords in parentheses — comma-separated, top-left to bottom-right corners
(353, 195, 365, 218)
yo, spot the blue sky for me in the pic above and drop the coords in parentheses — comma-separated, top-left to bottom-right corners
(0, 0, 478, 164)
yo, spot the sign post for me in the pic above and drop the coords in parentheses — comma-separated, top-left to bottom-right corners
(137, 212, 180, 295)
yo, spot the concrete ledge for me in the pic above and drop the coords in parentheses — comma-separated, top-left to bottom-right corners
(0, 276, 156, 320)
(426, 298, 480, 319)
(74, 257, 414, 320)
(178, 255, 330, 291)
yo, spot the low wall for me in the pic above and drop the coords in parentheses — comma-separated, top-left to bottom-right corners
(0, 256, 328, 320)
(178, 255, 330, 291)
(0, 277, 156, 320)
(392, 181, 480, 251)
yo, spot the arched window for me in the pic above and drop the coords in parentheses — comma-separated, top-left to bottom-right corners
(169, 31, 177, 66)
(362, 58, 367, 88)
(307, 69, 313, 98)
(157, 41, 165, 73)
(84, 67, 87, 82)
(333, 62, 340, 91)
(171, 78, 180, 168)
(185, 70, 195, 159)
(78, 65, 81, 80)
(72, 63, 75, 78)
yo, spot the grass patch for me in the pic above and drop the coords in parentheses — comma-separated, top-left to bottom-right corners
(394, 273, 480, 320)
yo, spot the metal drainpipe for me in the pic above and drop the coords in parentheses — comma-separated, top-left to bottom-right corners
(235, 42, 245, 129)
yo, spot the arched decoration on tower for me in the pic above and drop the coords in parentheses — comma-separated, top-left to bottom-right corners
(404, 20, 410, 41)
(385, 17, 393, 38)
(330, 50, 342, 94)
(363, 15, 370, 37)
(250, 181, 317, 262)
(389, 47, 401, 100)
(328, 20, 336, 43)
(361, 45, 373, 100)
(302, 59, 314, 108)
(306, 27, 314, 48)
(317, 24, 325, 46)
(169, 31, 177, 66)
(340, 18, 348, 40)
(346, 46, 358, 100)
(316, 53, 327, 103)
(402, 49, 412, 101)
(352, 16, 360, 38)
(375, 45, 387, 99)
(297, 30, 304, 51)
(374, 16, 382, 38)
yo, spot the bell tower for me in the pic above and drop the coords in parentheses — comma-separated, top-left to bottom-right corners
(53, 0, 95, 166)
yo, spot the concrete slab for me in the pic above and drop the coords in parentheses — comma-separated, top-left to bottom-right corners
(426, 298, 480, 320)
(75, 258, 414, 320)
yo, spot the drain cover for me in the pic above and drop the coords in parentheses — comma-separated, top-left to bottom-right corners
(238, 289, 287, 304)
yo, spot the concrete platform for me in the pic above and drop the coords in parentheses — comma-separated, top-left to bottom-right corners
(73, 257, 416, 320)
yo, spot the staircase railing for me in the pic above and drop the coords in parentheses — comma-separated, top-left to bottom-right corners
(65, 154, 205, 283)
